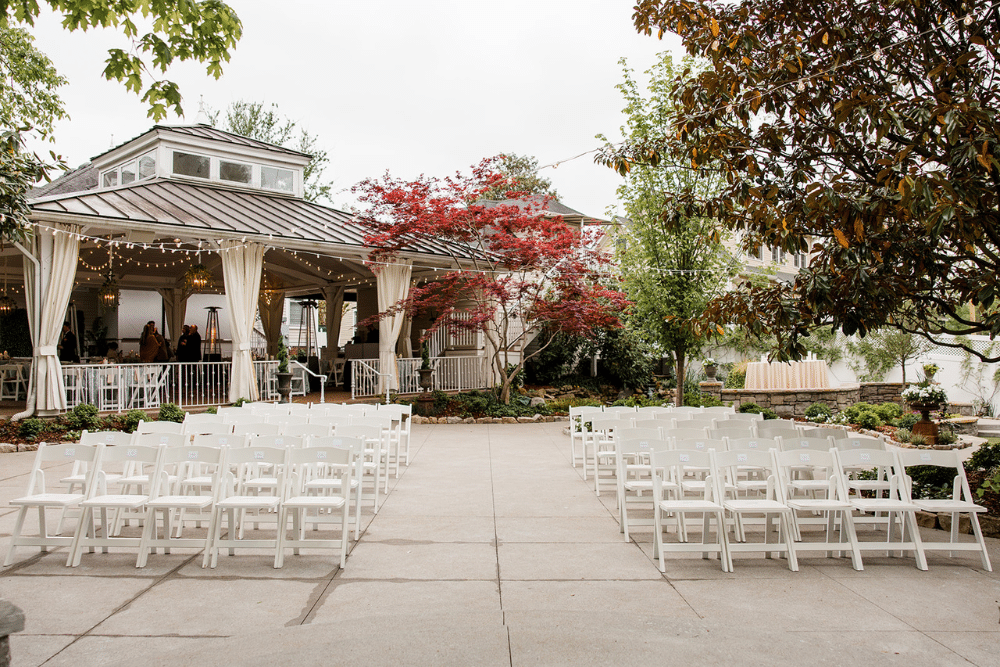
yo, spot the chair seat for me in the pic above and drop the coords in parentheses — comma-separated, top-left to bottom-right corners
(790, 479, 830, 491)
(216, 496, 280, 510)
(912, 499, 986, 513)
(786, 499, 852, 511)
(658, 499, 724, 513)
(62, 473, 121, 485)
(81, 494, 149, 509)
(243, 478, 278, 488)
(724, 499, 789, 512)
(147, 496, 214, 509)
(850, 499, 921, 512)
(848, 480, 891, 491)
(283, 495, 346, 509)
(11, 493, 85, 507)
(119, 474, 176, 486)
(181, 476, 213, 486)
(623, 480, 654, 491)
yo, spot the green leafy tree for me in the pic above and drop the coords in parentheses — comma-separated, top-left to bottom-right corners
(480, 153, 559, 202)
(1, 1, 241, 237)
(845, 328, 933, 385)
(608, 0, 1000, 362)
(209, 100, 333, 203)
(604, 54, 736, 406)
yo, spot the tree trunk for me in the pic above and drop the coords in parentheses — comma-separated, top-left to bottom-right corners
(675, 351, 685, 407)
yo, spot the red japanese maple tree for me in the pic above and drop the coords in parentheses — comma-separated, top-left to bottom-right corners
(353, 156, 629, 403)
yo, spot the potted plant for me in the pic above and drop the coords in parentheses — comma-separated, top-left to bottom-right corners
(417, 341, 434, 391)
(922, 362, 940, 382)
(275, 338, 293, 403)
(902, 382, 948, 444)
(702, 357, 718, 381)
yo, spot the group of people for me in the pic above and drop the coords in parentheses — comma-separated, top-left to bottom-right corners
(137, 321, 202, 364)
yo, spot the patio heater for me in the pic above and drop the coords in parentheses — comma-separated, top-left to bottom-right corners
(296, 299, 320, 392)
(203, 306, 222, 362)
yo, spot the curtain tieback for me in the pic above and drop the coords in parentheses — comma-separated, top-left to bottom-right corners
(38, 346, 58, 356)
(237, 343, 252, 351)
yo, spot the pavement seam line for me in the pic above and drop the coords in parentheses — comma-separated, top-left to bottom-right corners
(38, 553, 199, 666)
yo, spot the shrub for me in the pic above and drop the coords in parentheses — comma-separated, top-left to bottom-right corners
(158, 403, 185, 423)
(909, 433, 927, 446)
(936, 429, 957, 446)
(592, 328, 655, 391)
(724, 362, 747, 389)
(63, 403, 101, 431)
(18, 417, 46, 441)
(525, 329, 586, 385)
(204, 406, 218, 415)
(64, 429, 81, 441)
(804, 402, 833, 423)
(121, 409, 147, 433)
(905, 465, 955, 499)
(234, 397, 249, 407)
(966, 442, 1000, 472)
(738, 402, 778, 420)
(853, 409, 883, 430)
(875, 402, 904, 423)
(895, 428, 912, 443)
(547, 397, 601, 413)
(894, 413, 921, 430)
(684, 392, 726, 408)
(840, 402, 875, 424)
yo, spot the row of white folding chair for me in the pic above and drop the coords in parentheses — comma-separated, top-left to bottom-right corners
(5, 440, 362, 570)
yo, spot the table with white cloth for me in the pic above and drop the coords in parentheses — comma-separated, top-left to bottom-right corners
(744, 360, 831, 390)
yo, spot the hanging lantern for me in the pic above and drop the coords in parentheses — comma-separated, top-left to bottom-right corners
(98, 243, 120, 308)
(0, 252, 14, 314)
(183, 252, 214, 293)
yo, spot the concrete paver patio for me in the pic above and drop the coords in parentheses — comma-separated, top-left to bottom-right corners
(2, 421, 999, 666)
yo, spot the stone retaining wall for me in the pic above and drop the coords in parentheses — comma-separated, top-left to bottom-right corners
(702, 383, 903, 419)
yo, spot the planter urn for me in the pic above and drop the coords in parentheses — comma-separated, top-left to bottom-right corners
(276, 371, 293, 404)
(909, 402, 940, 444)
(704, 365, 718, 381)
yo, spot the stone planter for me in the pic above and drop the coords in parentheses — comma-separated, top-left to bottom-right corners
(417, 368, 434, 391)
(276, 371, 293, 404)
(704, 365, 718, 380)
(909, 402, 940, 444)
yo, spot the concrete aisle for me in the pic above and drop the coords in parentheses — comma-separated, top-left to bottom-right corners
(2, 422, 1000, 666)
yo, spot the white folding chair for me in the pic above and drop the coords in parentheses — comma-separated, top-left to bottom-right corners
(702, 405, 736, 416)
(801, 426, 848, 440)
(757, 419, 803, 440)
(897, 449, 992, 571)
(569, 406, 603, 470)
(587, 417, 629, 496)
(649, 448, 730, 572)
(4, 443, 103, 566)
(730, 412, 764, 423)
(726, 437, 778, 452)
(204, 444, 289, 568)
(183, 421, 234, 438)
(716, 449, 798, 571)
(285, 423, 332, 439)
(835, 448, 928, 570)
(305, 435, 366, 539)
(615, 432, 669, 541)
(67, 444, 164, 567)
(711, 423, 756, 441)
(275, 446, 353, 568)
(376, 404, 411, 476)
(57, 430, 136, 533)
(773, 448, 864, 570)
(335, 424, 385, 512)
(135, 420, 184, 436)
(136, 445, 229, 567)
(232, 422, 281, 437)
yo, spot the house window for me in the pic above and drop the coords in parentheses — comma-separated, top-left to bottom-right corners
(220, 160, 252, 184)
(794, 252, 808, 268)
(172, 151, 211, 179)
(771, 246, 785, 263)
(138, 153, 156, 179)
(101, 171, 118, 188)
(261, 166, 293, 192)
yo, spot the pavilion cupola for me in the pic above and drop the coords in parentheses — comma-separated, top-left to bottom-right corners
(91, 124, 312, 199)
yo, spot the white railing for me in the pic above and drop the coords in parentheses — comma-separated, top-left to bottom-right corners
(350, 356, 489, 398)
(62, 360, 279, 411)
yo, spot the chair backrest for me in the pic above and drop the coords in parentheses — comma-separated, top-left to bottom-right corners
(672, 417, 717, 430)
(834, 448, 904, 496)
(183, 421, 234, 436)
(265, 415, 295, 427)
(26, 443, 103, 495)
(716, 448, 782, 496)
(231, 422, 280, 437)
(184, 413, 222, 426)
(285, 423, 332, 438)
(287, 403, 312, 416)
(377, 403, 412, 418)
(702, 405, 736, 415)
(604, 406, 637, 416)
(835, 434, 886, 451)
(632, 419, 664, 433)
(616, 427, 664, 444)
(135, 420, 184, 435)
(251, 434, 305, 449)
(79, 430, 135, 447)
(772, 448, 845, 498)
(649, 448, 720, 499)
(896, 449, 971, 501)
(618, 436, 671, 458)
(215, 406, 247, 419)
(285, 446, 352, 496)
(670, 406, 704, 416)
(664, 427, 710, 441)
(729, 412, 764, 422)
(153, 446, 227, 499)
(93, 444, 162, 494)
(570, 405, 603, 430)
(726, 436, 778, 452)
(224, 445, 289, 494)
(710, 424, 755, 440)
(193, 433, 247, 448)
(673, 437, 728, 453)
(589, 417, 630, 434)
(777, 435, 836, 452)
(756, 420, 802, 438)
(801, 426, 848, 440)
(134, 431, 189, 448)
(335, 423, 382, 443)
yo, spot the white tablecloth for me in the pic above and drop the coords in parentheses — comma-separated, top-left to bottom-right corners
(745, 360, 830, 390)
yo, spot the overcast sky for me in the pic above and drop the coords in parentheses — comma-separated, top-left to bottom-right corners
(27, 1, 683, 219)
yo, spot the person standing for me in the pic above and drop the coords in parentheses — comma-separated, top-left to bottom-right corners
(188, 324, 202, 362)
(139, 321, 164, 363)
(58, 322, 80, 363)
(176, 325, 191, 363)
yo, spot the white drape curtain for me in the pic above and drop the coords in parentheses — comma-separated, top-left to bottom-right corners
(27, 224, 80, 413)
(221, 240, 266, 402)
(322, 285, 345, 362)
(376, 261, 412, 393)
(257, 289, 285, 358)
(157, 288, 189, 353)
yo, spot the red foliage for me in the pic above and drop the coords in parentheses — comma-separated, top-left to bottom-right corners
(352, 157, 629, 398)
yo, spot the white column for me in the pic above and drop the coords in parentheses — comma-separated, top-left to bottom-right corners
(375, 261, 412, 394)
(221, 240, 266, 403)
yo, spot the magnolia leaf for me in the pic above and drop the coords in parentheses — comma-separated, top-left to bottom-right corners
(833, 228, 850, 248)
(711, 17, 720, 37)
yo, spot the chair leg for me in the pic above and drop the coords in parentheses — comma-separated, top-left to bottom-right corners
(273, 508, 288, 569)
(3, 507, 29, 566)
